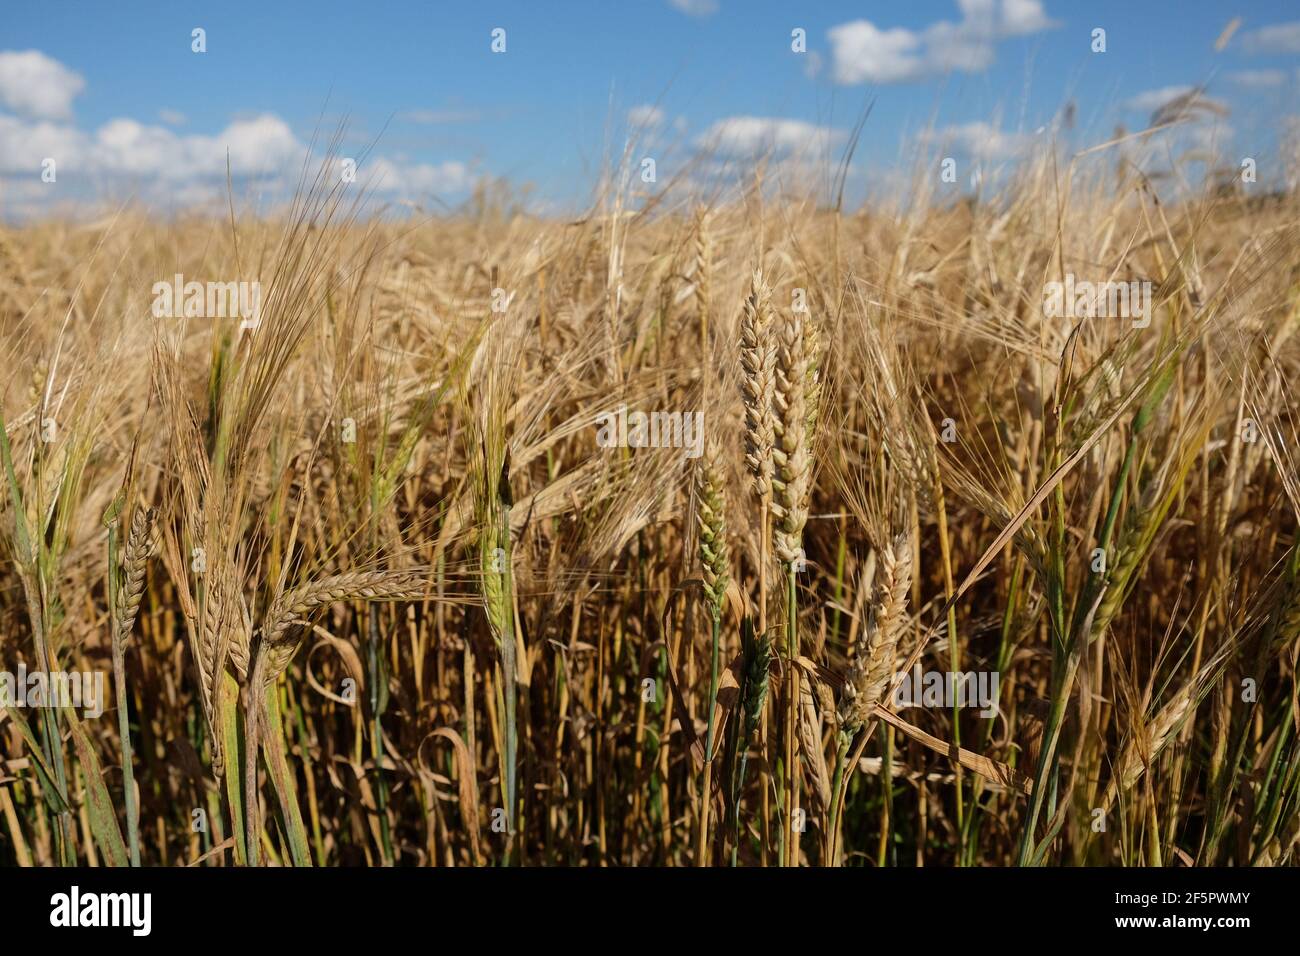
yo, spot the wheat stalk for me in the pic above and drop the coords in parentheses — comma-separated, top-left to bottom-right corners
(108, 502, 156, 867)
(739, 267, 778, 861)
(695, 446, 730, 864)
(771, 306, 820, 863)
(728, 623, 772, 865)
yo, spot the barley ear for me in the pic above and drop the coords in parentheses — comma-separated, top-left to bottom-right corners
(261, 570, 427, 684)
(114, 506, 157, 646)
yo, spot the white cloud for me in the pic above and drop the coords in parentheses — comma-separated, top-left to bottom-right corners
(0, 50, 85, 120)
(683, 154, 849, 199)
(0, 50, 479, 217)
(83, 114, 300, 180)
(925, 19, 997, 73)
(368, 157, 473, 195)
(669, 0, 718, 17)
(158, 109, 187, 126)
(951, 0, 1054, 35)
(0, 113, 84, 175)
(1227, 70, 1287, 89)
(927, 121, 1036, 161)
(694, 117, 843, 156)
(95, 118, 184, 176)
(1240, 21, 1300, 54)
(0, 112, 305, 183)
(828, 0, 1056, 85)
(998, 0, 1055, 35)
(219, 115, 302, 176)
(828, 22, 925, 84)
(628, 105, 666, 128)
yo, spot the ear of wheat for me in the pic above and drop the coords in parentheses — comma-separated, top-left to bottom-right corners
(803, 312, 823, 439)
(695, 450, 730, 616)
(740, 270, 776, 502)
(772, 310, 815, 566)
(695, 445, 731, 864)
(109, 503, 156, 868)
(693, 209, 712, 354)
(799, 678, 831, 811)
(838, 534, 914, 735)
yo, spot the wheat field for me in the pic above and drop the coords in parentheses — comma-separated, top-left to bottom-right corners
(1, 136, 1299, 868)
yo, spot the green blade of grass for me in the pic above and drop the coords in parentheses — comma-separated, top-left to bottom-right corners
(66, 709, 128, 866)
(262, 684, 312, 866)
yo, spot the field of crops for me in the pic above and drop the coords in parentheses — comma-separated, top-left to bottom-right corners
(1, 138, 1298, 867)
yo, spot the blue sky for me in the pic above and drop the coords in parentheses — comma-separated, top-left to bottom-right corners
(2, 1, 1298, 217)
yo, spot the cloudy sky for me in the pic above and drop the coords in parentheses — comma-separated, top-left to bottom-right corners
(2, 0, 1298, 218)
